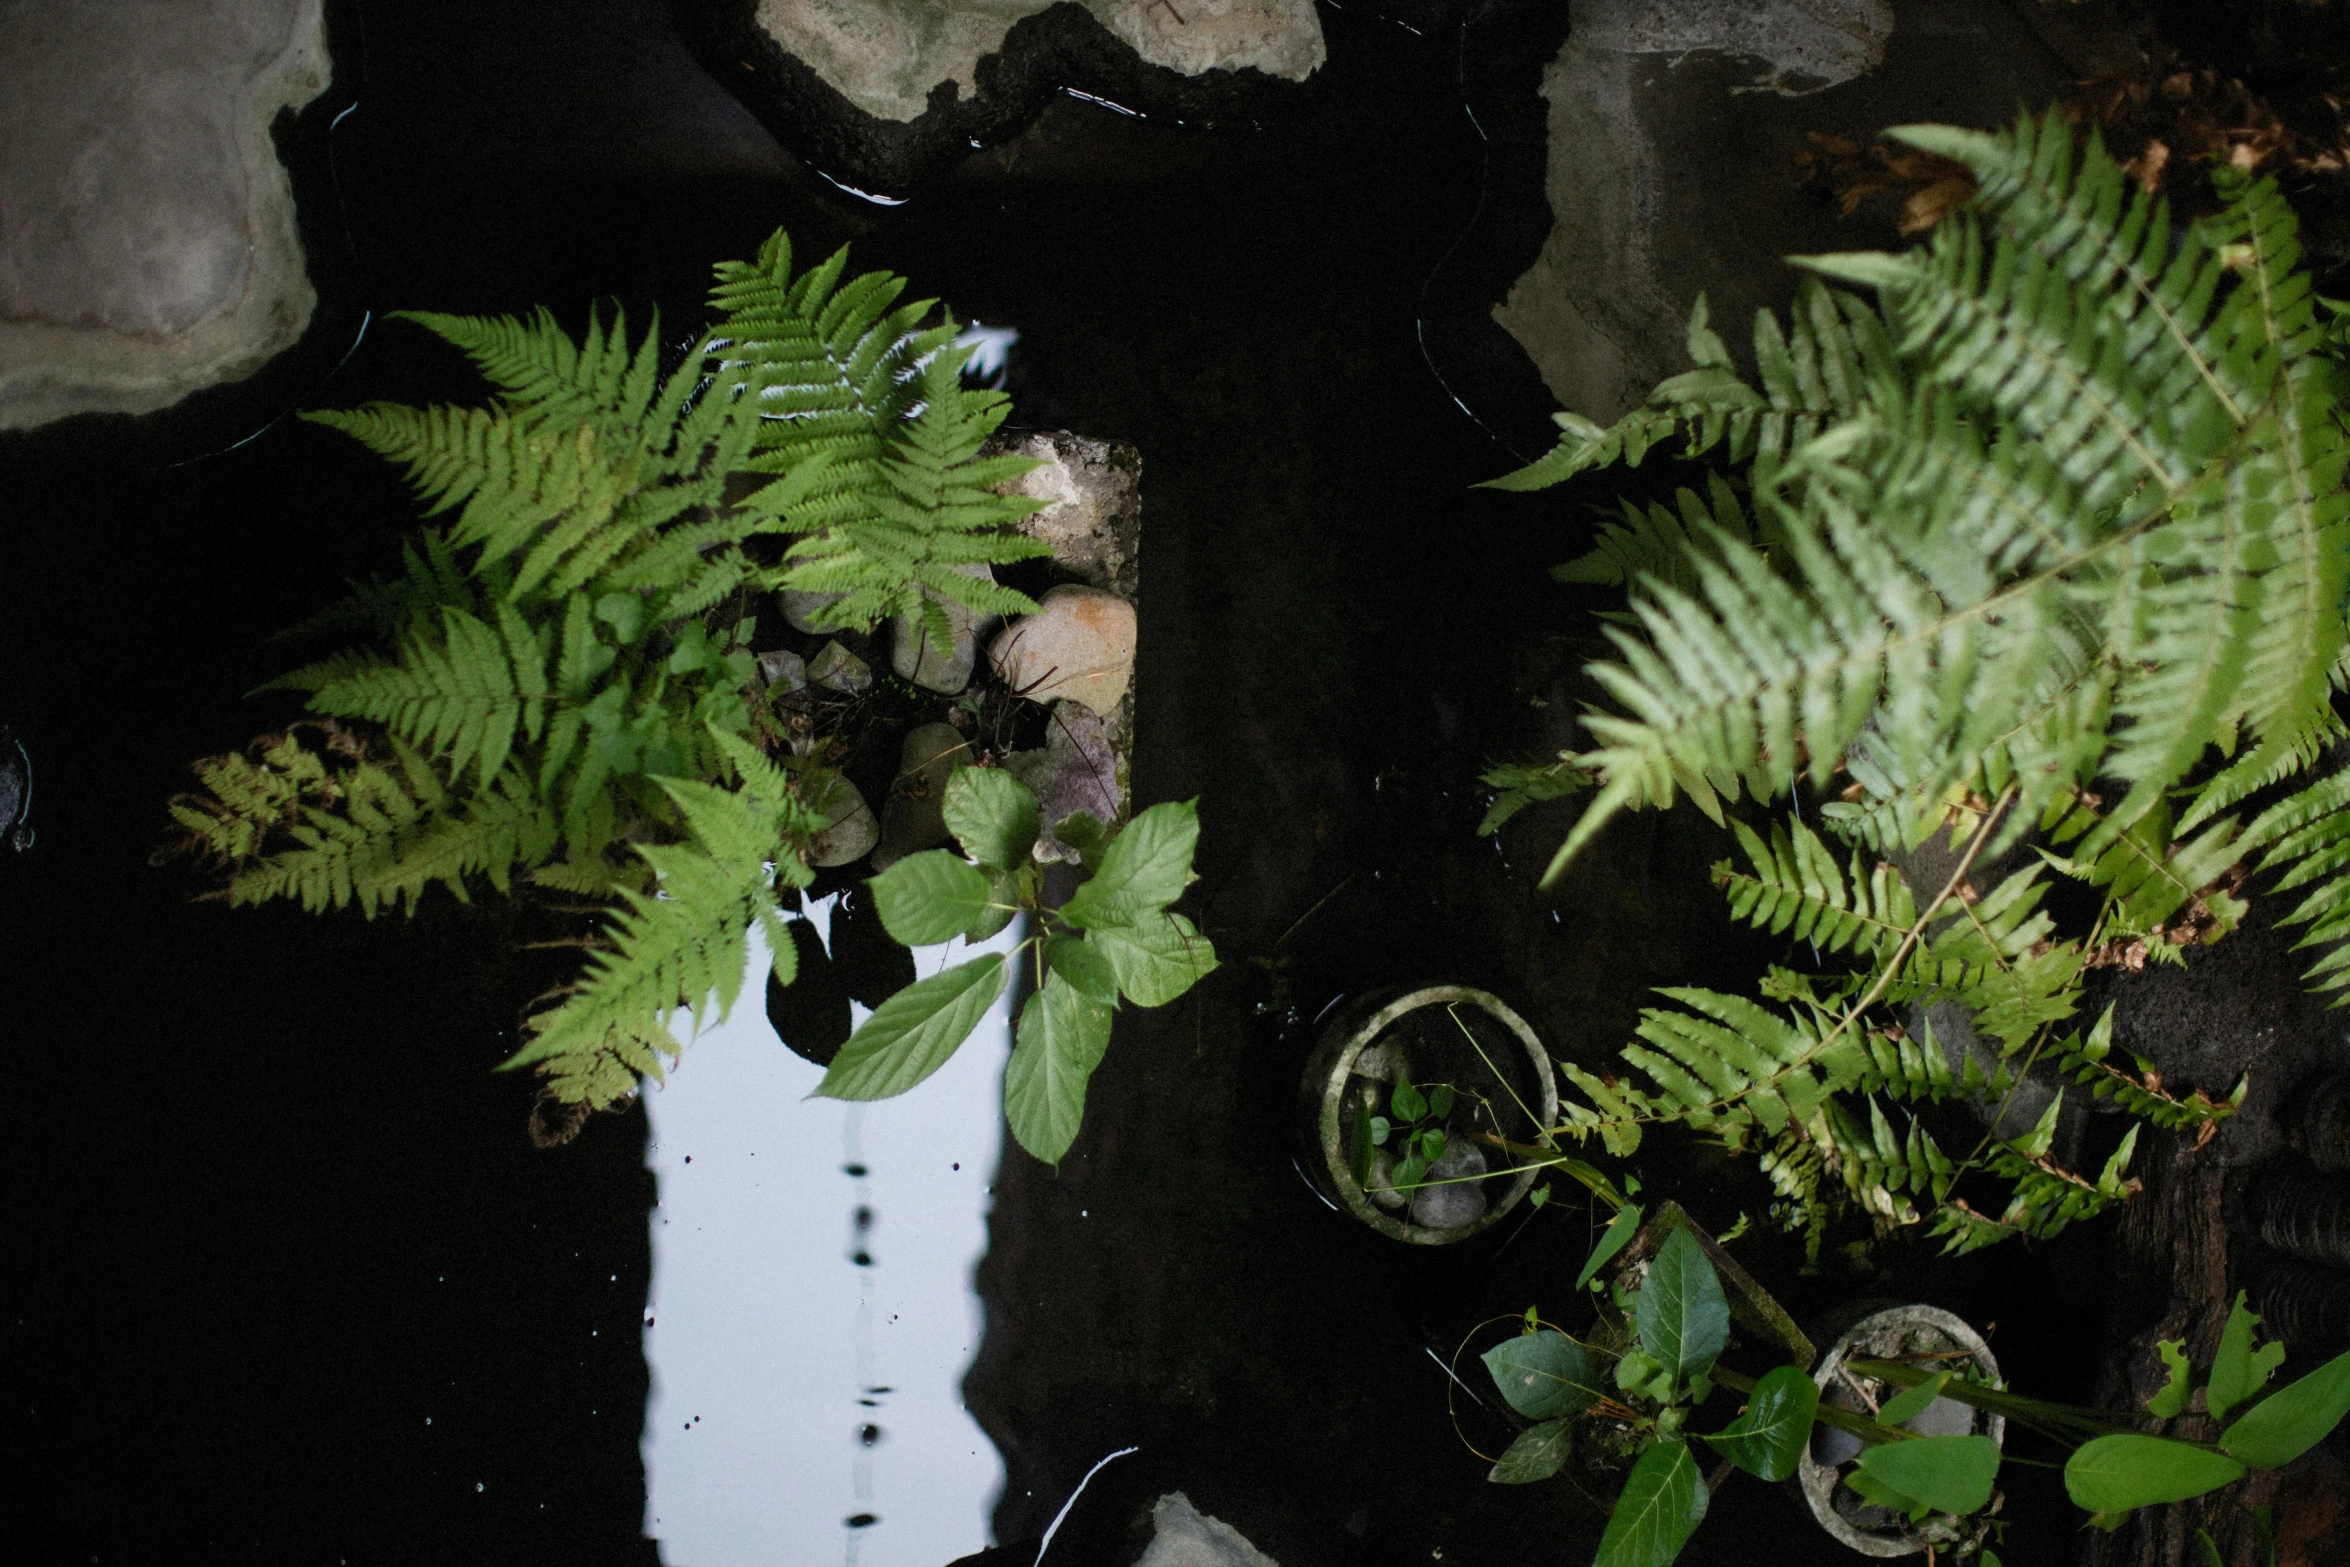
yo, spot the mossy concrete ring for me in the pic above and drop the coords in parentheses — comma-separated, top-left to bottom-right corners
(1800, 1304, 2005, 1558)
(1295, 985, 1557, 1245)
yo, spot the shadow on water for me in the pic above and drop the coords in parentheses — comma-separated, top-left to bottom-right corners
(6, 2, 2117, 1564)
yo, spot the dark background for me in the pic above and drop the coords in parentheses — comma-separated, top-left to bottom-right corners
(14, 2, 2325, 1563)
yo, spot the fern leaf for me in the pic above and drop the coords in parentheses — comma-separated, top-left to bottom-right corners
(1716, 815, 1918, 958)
(1483, 282, 1894, 492)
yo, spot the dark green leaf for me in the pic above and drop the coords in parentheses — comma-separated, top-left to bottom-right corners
(2219, 1348, 2350, 1469)
(1045, 933, 1119, 1002)
(1482, 1332, 1599, 1420)
(1489, 1419, 1573, 1485)
(814, 953, 1007, 1101)
(2209, 1292, 2286, 1423)
(1877, 1371, 1952, 1427)
(1702, 1365, 1819, 1481)
(594, 591, 645, 643)
(1053, 810, 1109, 869)
(1394, 1155, 1428, 1191)
(868, 850, 995, 945)
(1392, 1078, 1427, 1121)
(1595, 1439, 1709, 1567)
(1844, 1464, 1925, 1519)
(1347, 1100, 1374, 1189)
(1854, 1435, 2001, 1516)
(943, 767, 1038, 872)
(1058, 799, 1199, 928)
(1422, 1128, 1448, 1161)
(1578, 1203, 1645, 1290)
(2065, 1435, 2244, 1512)
(1638, 1228, 1730, 1378)
(1002, 971, 1114, 1165)
(1086, 912, 1218, 1006)
(964, 868, 1019, 942)
(1429, 1084, 1456, 1117)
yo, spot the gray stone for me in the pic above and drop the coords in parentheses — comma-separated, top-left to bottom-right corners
(873, 722, 971, 869)
(807, 640, 872, 694)
(889, 563, 994, 694)
(1000, 432, 1140, 600)
(1132, 1491, 1280, 1567)
(758, 648, 808, 691)
(1005, 703, 1121, 864)
(752, 0, 1323, 125)
(778, 589, 848, 634)
(1407, 1142, 1490, 1231)
(0, 0, 331, 429)
(989, 584, 1136, 718)
(805, 774, 879, 869)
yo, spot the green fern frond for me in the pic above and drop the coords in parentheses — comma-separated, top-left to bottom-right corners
(764, 347, 1051, 634)
(1553, 476, 1769, 591)
(1532, 113, 2346, 889)
(2242, 767, 2350, 996)
(2039, 1006, 2236, 1132)
(1715, 816, 1918, 959)
(502, 729, 823, 1110)
(1484, 281, 1895, 492)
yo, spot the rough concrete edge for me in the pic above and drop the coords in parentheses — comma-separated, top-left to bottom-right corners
(1003, 429, 1140, 828)
(672, 0, 1327, 193)
(0, 1, 331, 431)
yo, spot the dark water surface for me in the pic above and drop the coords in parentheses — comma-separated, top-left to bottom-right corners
(8, 4, 2114, 1563)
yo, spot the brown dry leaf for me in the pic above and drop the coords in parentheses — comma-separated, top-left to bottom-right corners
(1796, 131, 1979, 226)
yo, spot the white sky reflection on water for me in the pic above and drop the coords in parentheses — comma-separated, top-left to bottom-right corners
(643, 905, 1019, 1566)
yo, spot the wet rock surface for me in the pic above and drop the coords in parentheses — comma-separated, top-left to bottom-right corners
(0, 0, 331, 429)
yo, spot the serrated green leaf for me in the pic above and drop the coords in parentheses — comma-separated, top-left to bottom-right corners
(1482, 1332, 1599, 1421)
(2065, 1434, 2244, 1512)
(813, 953, 1007, 1101)
(943, 766, 1038, 872)
(1086, 912, 1218, 1006)
(1638, 1228, 1730, 1378)
(1002, 970, 1113, 1164)
(868, 849, 997, 945)
(1490, 1418, 1574, 1484)
(1853, 1435, 2000, 1516)
(1391, 1078, 1428, 1121)
(1058, 799, 1199, 928)
(2219, 1348, 2350, 1469)
(1595, 1439, 1708, 1567)
(1703, 1365, 1819, 1482)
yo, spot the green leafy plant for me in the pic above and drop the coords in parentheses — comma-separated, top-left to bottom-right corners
(167, 232, 1206, 1156)
(1481, 112, 2350, 1255)
(812, 770, 1217, 1163)
(1361, 1076, 1457, 1196)
(1479, 1228, 2350, 1566)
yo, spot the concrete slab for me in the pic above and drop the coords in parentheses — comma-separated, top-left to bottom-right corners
(0, 0, 329, 430)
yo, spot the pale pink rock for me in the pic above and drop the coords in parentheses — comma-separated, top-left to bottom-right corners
(987, 585, 1135, 718)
